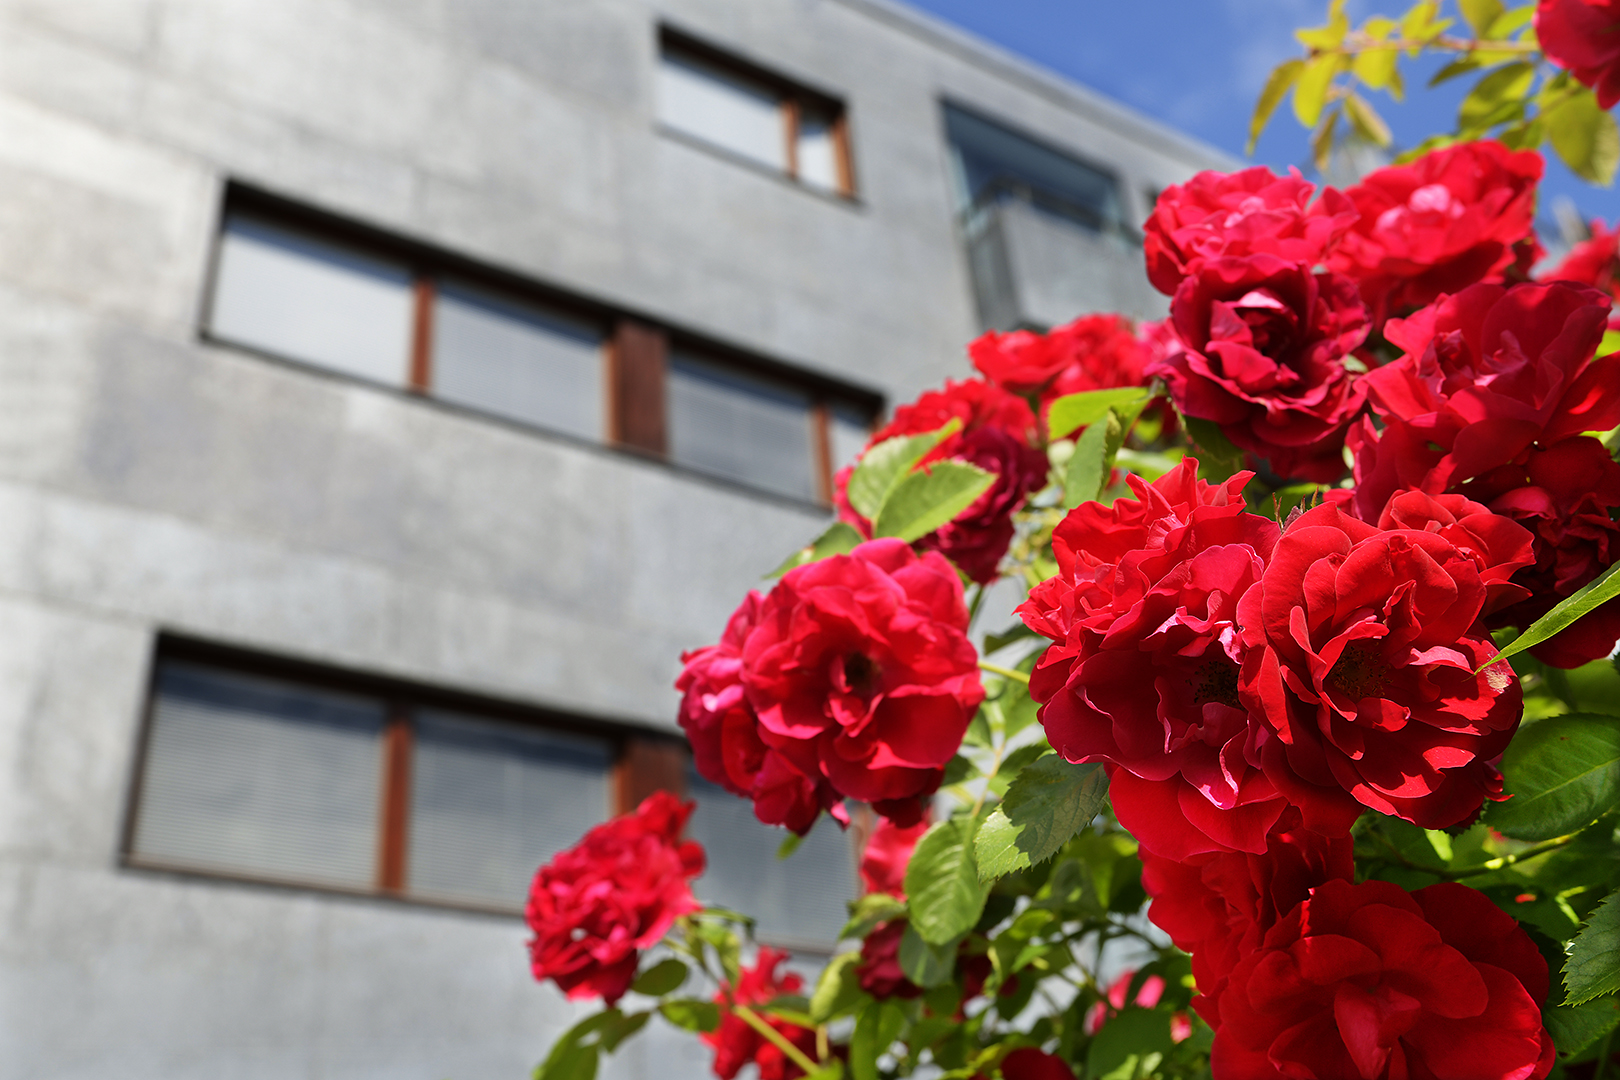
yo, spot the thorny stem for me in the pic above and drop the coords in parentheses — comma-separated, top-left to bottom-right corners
(978, 662, 1030, 684)
(731, 1004, 823, 1077)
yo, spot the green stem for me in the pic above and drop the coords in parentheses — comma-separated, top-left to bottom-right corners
(732, 1004, 822, 1077)
(970, 739, 1007, 819)
(1441, 835, 1577, 880)
(1596, 1027, 1615, 1080)
(1315, 34, 1537, 55)
(978, 661, 1029, 684)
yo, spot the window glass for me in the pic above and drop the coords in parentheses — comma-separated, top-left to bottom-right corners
(686, 773, 856, 948)
(829, 403, 872, 474)
(657, 50, 787, 171)
(408, 710, 612, 909)
(943, 104, 1123, 232)
(797, 110, 839, 193)
(132, 663, 386, 890)
(207, 215, 413, 386)
(432, 281, 605, 442)
(668, 354, 816, 500)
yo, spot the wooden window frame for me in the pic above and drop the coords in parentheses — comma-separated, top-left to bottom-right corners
(120, 635, 689, 917)
(204, 184, 881, 508)
(658, 27, 857, 199)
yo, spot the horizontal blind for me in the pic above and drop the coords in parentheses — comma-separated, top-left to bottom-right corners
(132, 662, 385, 890)
(686, 773, 856, 947)
(668, 354, 816, 500)
(407, 710, 612, 910)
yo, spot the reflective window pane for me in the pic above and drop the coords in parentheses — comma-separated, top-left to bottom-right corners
(686, 774, 856, 947)
(432, 281, 605, 442)
(797, 111, 839, 193)
(829, 403, 872, 474)
(132, 663, 386, 890)
(407, 710, 611, 910)
(943, 104, 1123, 232)
(207, 215, 413, 386)
(657, 50, 786, 171)
(668, 354, 816, 500)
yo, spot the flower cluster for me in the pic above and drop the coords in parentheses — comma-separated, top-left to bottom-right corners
(705, 949, 821, 1080)
(524, 791, 705, 1006)
(679, 538, 984, 831)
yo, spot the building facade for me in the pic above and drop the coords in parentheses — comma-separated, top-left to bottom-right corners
(0, 1, 1230, 1076)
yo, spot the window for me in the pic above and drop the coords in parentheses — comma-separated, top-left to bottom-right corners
(657, 31, 853, 197)
(686, 772, 857, 949)
(202, 190, 879, 505)
(943, 103, 1127, 237)
(127, 652, 618, 912)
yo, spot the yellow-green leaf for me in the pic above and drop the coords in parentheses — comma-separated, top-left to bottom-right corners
(1250, 59, 1305, 154)
(1296, 0, 1351, 50)
(871, 460, 995, 543)
(1312, 106, 1343, 170)
(1458, 62, 1534, 132)
(1294, 53, 1344, 129)
(1545, 85, 1620, 185)
(1485, 5, 1536, 38)
(1353, 46, 1400, 92)
(1345, 92, 1393, 147)
(1458, 0, 1505, 35)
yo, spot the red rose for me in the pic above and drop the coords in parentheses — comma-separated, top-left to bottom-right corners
(1213, 879, 1554, 1080)
(525, 791, 705, 1006)
(1018, 459, 1359, 859)
(1540, 218, 1620, 299)
(743, 539, 985, 827)
(835, 380, 1048, 584)
(1143, 166, 1359, 296)
(705, 948, 819, 1080)
(859, 818, 927, 897)
(1237, 502, 1532, 829)
(1351, 281, 1620, 515)
(1151, 254, 1370, 482)
(998, 1048, 1077, 1080)
(1469, 436, 1620, 666)
(970, 313, 1150, 406)
(678, 594, 841, 834)
(1538, 0, 1620, 108)
(1140, 809, 1353, 1025)
(1373, 489, 1537, 617)
(1325, 141, 1543, 325)
(855, 919, 923, 1000)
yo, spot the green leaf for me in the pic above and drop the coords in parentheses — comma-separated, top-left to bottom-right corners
(1352, 47, 1400, 94)
(1250, 59, 1304, 154)
(851, 1000, 907, 1080)
(897, 922, 958, 987)
(1566, 891, 1620, 1005)
(1544, 995, 1620, 1056)
(1489, 563, 1620, 668)
(1046, 387, 1153, 441)
(839, 892, 907, 941)
(1486, 713, 1620, 840)
(809, 952, 865, 1023)
(904, 816, 990, 944)
(871, 460, 995, 543)
(1296, 0, 1350, 50)
(768, 521, 864, 578)
(1293, 53, 1343, 130)
(1545, 85, 1620, 186)
(1344, 92, 1393, 147)
(1088, 1008, 1174, 1080)
(630, 958, 688, 997)
(777, 832, 805, 860)
(1458, 0, 1504, 35)
(1486, 5, 1536, 38)
(535, 1042, 598, 1080)
(1458, 62, 1533, 132)
(975, 757, 1109, 881)
(1182, 416, 1245, 482)
(1428, 56, 1481, 88)
(846, 419, 961, 520)
(596, 1010, 650, 1053)
(804, 1065, 845, 1080)
(1064, 408, 1124, 510)
(658, 999, 721, 1033)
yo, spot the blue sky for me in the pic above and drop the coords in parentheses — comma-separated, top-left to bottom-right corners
(899, 0, 1620, 231)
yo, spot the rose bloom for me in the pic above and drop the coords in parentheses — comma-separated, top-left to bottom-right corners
(705, 948, 820, 1080)
(1083, 969, 1193, 1043)
(835, 380, 1048, 583)
(1325, 140, 1543, 325)
(1019, 459, 1359, 860)
(1538, 0, 1620, 108)
(742, 538, 984, 827)
(1237, 501, 1533, 829)
(1468, 436, 1620, 667)
(1213, 879, 1554, 1080)
(1142, 165, 1359, 296)
(1151, 253, 1370, 482)
(1540, 217, 1620, 299)
(525, 791, 705, 1006)
(859, 817, 927, 897)
(1140, 809, 1353, 1025)
(969, 313, 1150, 408)
(678, 593, 841, 834)
(998, 1049, 1077, 1080)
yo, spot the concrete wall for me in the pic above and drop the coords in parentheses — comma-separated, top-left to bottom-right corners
(0, 0, 1229, 1076)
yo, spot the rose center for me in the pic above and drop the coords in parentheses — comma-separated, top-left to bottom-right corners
(1191, 658, 1241, 709)
(1329, 642, 1389, 701)
(843, 652, 881, 694)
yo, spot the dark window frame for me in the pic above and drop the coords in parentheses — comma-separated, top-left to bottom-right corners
(199, 183, 882, 509)
(119, 634, 690, 917)
(656, 26, 858, 200)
